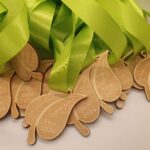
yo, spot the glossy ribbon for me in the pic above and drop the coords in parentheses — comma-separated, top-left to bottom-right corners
(0, 2, 7, 72)
(50, 0, 130, 92)
(62, 0, 127, 64)
(49, 5, 95, 91)
(0, 0, 29, 73)
(0, 0, 150, 92)
(24, 0, 56, 54)
(97, 0, 150, 54)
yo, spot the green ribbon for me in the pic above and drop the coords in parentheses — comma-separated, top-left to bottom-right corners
(0, 0, 29, 73)
(25, 0, 56, 53)
(49, 5, 95, 92)
(62, 0, 127, 64)
(0, 0, 150, 92)
(97, 0, 150, 54)
(0, 2, 7, 72)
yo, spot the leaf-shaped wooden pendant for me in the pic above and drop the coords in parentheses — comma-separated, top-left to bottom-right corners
(134, 57, 150, 101)
(68, 67, 100, 136)
(37, 94, 86, 141)
(111, 59, 133, 108)
(11, 72, 42, 118)
(111, 59, 133, 90)
(25, 94, 85, 144)
(16, 74, 43, 110)
(11, 59, 52, 119)
(68, 64, 114, 136)
(25, 94, 62, 144)
(0, 70, 14, 118)
(90, 51, 122, 102)
(126, 55, 143, 89)
(11, 43, 41, 81)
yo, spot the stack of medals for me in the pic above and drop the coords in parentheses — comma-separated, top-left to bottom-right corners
(1, 43, 150, 144)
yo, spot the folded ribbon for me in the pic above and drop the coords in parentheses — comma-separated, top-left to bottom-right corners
(0, 0, 150, 93)
(97, 0, 150, 54)
(24, 0, 56, 54)
(0, 0, 29, 73)
(49, 0, 128, 92)
(62, 0, 127, 64)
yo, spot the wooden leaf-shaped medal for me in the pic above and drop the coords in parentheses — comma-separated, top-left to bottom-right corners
(134, 57, 150, 101)
(25, 94, 85, 144)
(16, 73, 43, 110)
(0, 70, 14, 118)
(11, 59, 52, 118)
(68, 67, 100, 136)
(11, 44, 41, 81)
(25, 95, 63, 144)
(10, 73, 42, 118)
(37, 94, 86, 141)
(111, 59, 133, 108)
(126, 55, 143, 89)
(74, 68, 100, 124)
(111, 59, 133, 91)
(68, 65, 115, 136)
(90, 51, 122, 102)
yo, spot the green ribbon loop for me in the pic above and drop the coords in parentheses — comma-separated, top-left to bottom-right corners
(24, 0, 56, 52)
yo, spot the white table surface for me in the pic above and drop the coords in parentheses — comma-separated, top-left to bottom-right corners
(0, 1, 150, 150)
